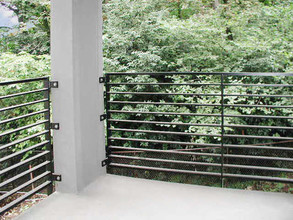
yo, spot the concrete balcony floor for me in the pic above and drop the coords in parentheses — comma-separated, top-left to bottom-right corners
(18, 174, 293, 220)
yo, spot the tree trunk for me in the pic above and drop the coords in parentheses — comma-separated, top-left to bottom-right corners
(213, 0, 220, 9)
(226, 27, 234, 41)
(177, 0, 182, 19)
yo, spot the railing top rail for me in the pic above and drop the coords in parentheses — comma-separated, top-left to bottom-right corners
(0, 76, 49, 86)
(106, 72, 293, 76)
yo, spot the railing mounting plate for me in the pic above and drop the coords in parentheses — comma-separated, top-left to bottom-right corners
(100, 114, 107, 121)
(99, 77, 106, 83)
(50, 81, 59, 88)
(52, 174, 62, 182)
(101, 158, 110, 167)
(50, 123, 60, 130)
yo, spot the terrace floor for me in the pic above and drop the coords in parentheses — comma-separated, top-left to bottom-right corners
(18, 174, 293, 220)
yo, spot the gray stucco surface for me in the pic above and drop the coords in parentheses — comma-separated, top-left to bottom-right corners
(18, 174, 293, 220)
(50, 0, 105, 193)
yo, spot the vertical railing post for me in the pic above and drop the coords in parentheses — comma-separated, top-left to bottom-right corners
(43, 77, 54, 195)
(220, 74, 225, 187)
(105, 74, 111, 163)
(105, 74, 112, 168)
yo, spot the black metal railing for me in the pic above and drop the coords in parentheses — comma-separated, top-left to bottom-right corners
(105, 72, 293, 189)
(0, 77, 53, 215)
(1, 72, 292, 216)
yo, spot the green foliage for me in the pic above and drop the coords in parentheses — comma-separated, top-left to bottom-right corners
(0, 0, 50, 54)
(0, 52, 50, 81)
(0, 53, 50, 182)
(103, 0, 293, 73)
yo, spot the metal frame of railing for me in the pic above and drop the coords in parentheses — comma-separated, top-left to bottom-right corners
(104, 72, 293, 186)
(1, 72, 292, 215)
(0, 77, 54, 215)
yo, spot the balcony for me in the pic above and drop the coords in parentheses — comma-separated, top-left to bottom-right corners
(1, 1, 293, 219)
(1, 72, 293, 219)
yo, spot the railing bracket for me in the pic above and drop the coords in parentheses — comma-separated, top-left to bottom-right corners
(99, 77, 106, 83)
(50, 123, 60, 130)
(101, 159, 110, 167)
(52, 174, 62, 182)
(100, 114, 107, 121)
(49, 81, 59, 88)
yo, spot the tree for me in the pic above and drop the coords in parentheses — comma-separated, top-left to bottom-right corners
(0, 0, 50, 54)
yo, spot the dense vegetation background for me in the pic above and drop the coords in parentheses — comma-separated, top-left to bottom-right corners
(0, 0, 293, 78)
(0, 0, 293, 192)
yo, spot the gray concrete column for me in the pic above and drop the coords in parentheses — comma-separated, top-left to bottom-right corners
(51, 0, 105, 193)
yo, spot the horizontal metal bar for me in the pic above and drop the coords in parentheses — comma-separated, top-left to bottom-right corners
(225, 124, 293, 130)
(108, 83, 221, 86)
(223, 173, 293, 184)
(110, 146, 293, 162)
(109, 119, 292, 130)
(110, 128, 292, 140)
(110, 101, 293, 109)
(109, 110, 221, 117)
(0, 109, 49, 125)
(224, 114, 293, 120)
(0, 180, 51, 215)
(109, 155, 222, 167)
(0, 141, 49, 164)
(108, 92, 293, 98)
(223, 144, 293, 151)
(223, 154, 293, 162)
(0, 130, 49, 151)
(0, 171, 51, 202)
(0, 77, 49, 86)
(224, 134, 293, 140)
(109, 110, 293, 120)
(0, 120, 49, 138)
(109, 137, 221, 148)
(107, 72, 221, 76)
(224, 94, 293, 98)
(0, 161, 50, 189)
(110, 128, 221, 138)
(109, 163, 221, 177)
(0, 151, 50, 176)
(106, 72, 293, 76)
(0, 88, 48, 100)
(108, 92, 221, 96)
(224, 104, 293, 108)
(109, 146, 221, 157)
(223, 164, 293, 173)
(109, 155, 293, 173)
(223, 83, 293, 87)
(109, 119, 221, 127)
(0, 98, 49, 113)
(109, 101, 221, 107)
(108, 82, 293, 87)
